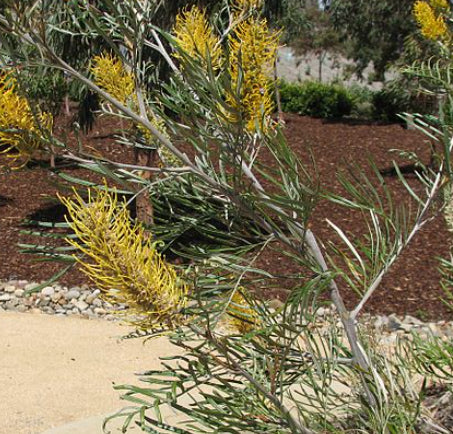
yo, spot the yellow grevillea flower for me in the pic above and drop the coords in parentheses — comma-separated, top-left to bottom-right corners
(138, 113, 182, 167)
(414, 0, 449, 40)
(173, 6, 223, 71)
(227, 288, 260, 334)
(227, 17, 279, 132)
(430, 0, 450, 10)
(60, 186, 188, 328)
(232, 0, 263, 11)
(91, 53, 136, 105)
(90, 52, 177, 166)
(0, 72, 53, 167)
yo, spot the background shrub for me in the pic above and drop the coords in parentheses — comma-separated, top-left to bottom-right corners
(371, 85, 411, 123)
(279, 79, 353, 118)
(19, 68, 68, 116)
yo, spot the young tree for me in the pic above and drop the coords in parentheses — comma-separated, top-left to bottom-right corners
(288, 5, 341, 81)
(330, 0, 417, 81)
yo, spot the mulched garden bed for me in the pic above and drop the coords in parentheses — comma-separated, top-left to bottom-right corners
(0, 111, 451, 321)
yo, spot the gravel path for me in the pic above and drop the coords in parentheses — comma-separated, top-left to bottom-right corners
(0, 280, 126, 320)
(0, 311, 179, 434)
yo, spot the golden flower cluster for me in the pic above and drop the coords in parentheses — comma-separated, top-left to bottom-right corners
(91, 53, 136, 105)
(232, 0, 264, 11)
(227, 288, 260, 334)
(172, 6, 223, 71)
(430, 0, 450, 10)
(90, 53, 179, 165)
(0, 72, 53, 167)
(60, 186, 188, 328)
(172, 5, 280, 133)
(414, 0, 450, 41)
(227, 17, 279, 132)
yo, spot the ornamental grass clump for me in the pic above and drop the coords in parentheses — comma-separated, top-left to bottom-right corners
(60, 186, 188, 328)
(0, 72, 53, 167)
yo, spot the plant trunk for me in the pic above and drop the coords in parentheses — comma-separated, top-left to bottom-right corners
(134, 148, 156, 232)
(273, 58, 285, 125)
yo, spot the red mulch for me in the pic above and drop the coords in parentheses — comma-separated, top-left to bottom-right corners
(0, 112, 452, 321)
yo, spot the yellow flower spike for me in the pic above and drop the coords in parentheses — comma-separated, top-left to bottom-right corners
(0, 72, 53, 168)
(91, 53, 136, 105)
(227, 17, 280, 132)
(137, 112, 182, 167)
(137, 111, 170, 150)
(90, 53, 178, 167)
(414, 0, 449, 41)
(227, 288, 260, 334)
(172, 6, 223, 71)
(429, 0, 450, 10)
(232, 0, 264, 11)
(59, 186, 188, 328)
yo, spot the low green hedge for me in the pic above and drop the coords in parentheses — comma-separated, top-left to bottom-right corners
(278, 80, 353, 118)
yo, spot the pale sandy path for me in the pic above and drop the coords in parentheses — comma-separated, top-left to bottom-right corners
(0, 312, 178, 434)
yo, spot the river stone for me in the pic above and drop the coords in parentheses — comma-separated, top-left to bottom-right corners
(0, 294, 11, 302)
(5, 301, 18, 310)
(94, 308, 107, 315)
(74, 300, 89, 311)
(403, 315, 423, 326)
(65, 289, 81, 300)
(92, 298, 103, 308)
(51, 292, 62, 303)
(14, 289, 24, 297)
(41, 286, 55, 297)
(24, 282, 39, 292)
(374, 316, 389, 329)
(85, 294, 97, 304)
(4, 285, 16, 293)
(387, 314, 402, 331)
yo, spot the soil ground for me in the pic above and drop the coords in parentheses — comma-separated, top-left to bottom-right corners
(0, 112, 452, 321)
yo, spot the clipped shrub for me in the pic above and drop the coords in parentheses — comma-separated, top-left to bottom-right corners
(371, 85, 412, 123)
(279, 79, 353, 118)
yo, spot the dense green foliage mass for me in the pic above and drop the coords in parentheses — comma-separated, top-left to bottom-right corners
(279, 80, 353, 118)
(330, 0, 417, 80)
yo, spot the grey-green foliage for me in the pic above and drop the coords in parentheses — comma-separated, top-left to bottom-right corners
(1, 1, 453, 433)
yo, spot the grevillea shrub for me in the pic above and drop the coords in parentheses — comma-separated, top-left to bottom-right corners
(1, 0, 453, 432)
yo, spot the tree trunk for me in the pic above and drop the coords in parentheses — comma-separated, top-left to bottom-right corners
(135, 148, 157, 232)
(273, 58, 285, 125)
